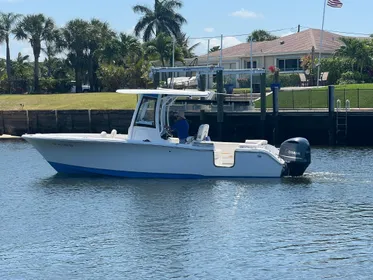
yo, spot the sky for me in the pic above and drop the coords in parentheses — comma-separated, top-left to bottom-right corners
(0, 0, 371, 60)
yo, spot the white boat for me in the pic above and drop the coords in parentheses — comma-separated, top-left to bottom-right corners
(22, 89, 311, 178)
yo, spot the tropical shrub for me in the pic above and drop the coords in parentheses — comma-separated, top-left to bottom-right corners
(337, 71, 370, 84)
(97, 64, 126, 92)
(321, 57, 351, 85)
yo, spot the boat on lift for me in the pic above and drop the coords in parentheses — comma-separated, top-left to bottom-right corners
(22, 89, 311, 178)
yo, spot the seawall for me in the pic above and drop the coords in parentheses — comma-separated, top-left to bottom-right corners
(1, 109, 373, 146)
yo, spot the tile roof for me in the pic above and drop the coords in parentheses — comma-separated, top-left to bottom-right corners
(199, 28, 349, 59)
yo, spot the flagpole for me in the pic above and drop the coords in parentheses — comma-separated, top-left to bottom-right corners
(317, 0, 328, 87)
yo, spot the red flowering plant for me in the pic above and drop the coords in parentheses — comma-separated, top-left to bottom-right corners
(268, 65, 280, 83)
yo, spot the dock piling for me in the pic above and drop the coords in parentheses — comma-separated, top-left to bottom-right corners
(260, 73, 266, 138)
(328, 85, 336, 145)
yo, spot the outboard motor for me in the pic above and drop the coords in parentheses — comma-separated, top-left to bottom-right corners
(279, 137, 311, 176)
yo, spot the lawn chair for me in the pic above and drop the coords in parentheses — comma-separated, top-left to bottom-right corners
(319, 72, 329, 86)
(299, 73, 308, 87)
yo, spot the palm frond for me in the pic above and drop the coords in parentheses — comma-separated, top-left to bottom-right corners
(133, 4, 152, 15)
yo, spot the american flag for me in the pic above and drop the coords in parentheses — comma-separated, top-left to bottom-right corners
(327, 0, 343, 8)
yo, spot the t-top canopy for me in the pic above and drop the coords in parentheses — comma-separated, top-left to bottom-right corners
(116, 88, 214, 98)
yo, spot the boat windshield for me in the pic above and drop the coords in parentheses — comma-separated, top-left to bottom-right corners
(135, 96, 157, 128)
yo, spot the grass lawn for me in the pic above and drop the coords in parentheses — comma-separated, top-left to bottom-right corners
(265, 84, 373, 109)
(1, 84, 373, 111)
(0, 92, 138, 110)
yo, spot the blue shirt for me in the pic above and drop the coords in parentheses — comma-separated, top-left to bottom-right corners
(171, 118, 189, 139)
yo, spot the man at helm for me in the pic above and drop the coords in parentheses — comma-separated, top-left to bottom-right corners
(170, 111, 189, 144)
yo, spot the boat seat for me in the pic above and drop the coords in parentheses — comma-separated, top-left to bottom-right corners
(196, 124, 210, 142)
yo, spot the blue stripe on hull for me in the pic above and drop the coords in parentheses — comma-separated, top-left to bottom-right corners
(48, 162, 204, 179)
(48, 162, 281, 179)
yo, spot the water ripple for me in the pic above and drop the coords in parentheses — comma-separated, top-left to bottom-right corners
(2, 143, 373, 279)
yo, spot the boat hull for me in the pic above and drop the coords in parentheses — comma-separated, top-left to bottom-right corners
(23, 134, 285, 178)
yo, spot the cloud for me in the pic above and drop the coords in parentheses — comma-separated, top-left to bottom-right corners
(191, 37, 243, 56)
(204, 27, 214, 33)
(230, 9, 263, 19)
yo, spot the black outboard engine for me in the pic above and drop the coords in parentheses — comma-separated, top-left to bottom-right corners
(279, 137, 311, 176)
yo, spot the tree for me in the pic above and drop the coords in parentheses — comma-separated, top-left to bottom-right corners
(12, 52, 31, 79)
(145, 33, 184, 86)
(144, 32, 183, 67)
(62, 19, 90, 93)
(86, 19, 116, 92)
(133, 0, 187, 42)
(99, 33, 142, 66)
(176, 32, 199, 58)
(42, 29, 63, 77)
(209, 46, 220, 53)
(247, 29, 278, 42)
(335, 37, 371, 73)
(14, 14, 57, 92)
(97, 64, 126, 91)
(11, 52, 33, 93)
(0, 12, 22, 92)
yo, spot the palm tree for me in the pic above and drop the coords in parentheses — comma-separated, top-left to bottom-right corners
(0, 32, 4, 71)
(145, 32, 183, 67)
(209, 46, 220, 53)
(99, 33, 143, 66)
(145, 33, 183, 86)
(118, 33, 143, 65)
(87, 19, 116, 91)
(42, 29, 63, 77)
(62, 19, 90, 93)
(133, 0, 187, 42)
(336, 37, 371, 73)
(12, 52, 32, 80)
(247, 29, 278, 42)
(14, 14, 57, 92)
(176, 32, 199, 58)
(0, 12, 22, 92)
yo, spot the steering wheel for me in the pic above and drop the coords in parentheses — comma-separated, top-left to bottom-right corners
(160, 126, 173, 139)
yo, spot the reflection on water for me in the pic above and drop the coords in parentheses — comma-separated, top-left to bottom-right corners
(1, 142, 373, 279)
(40, 172, 313, 189)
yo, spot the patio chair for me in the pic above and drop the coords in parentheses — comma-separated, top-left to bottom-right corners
(319, 72, 329, 86)
(299, 73, 308, 87)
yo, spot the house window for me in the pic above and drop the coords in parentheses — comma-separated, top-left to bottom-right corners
(135, 95, 157, 128)
(247, 61, 257, 68)
(277, 58, 302, 71)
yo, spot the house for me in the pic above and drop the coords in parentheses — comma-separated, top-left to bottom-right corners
(197, 28, 347, 87)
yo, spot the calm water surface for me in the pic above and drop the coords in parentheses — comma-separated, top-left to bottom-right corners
(1, 140, 373, 279)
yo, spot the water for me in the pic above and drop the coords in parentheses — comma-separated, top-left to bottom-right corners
(1, 140, 373, 279)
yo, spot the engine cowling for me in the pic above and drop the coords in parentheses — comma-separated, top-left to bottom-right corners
(279, 137, 311, 176)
